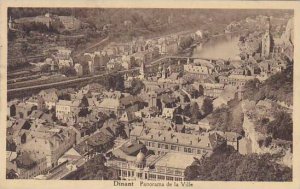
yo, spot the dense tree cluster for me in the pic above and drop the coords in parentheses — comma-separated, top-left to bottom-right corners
(74, 155, 119, 180)
(184, 146, 292, 181)
(20, 21, 60, 34)
(201, 98, 213, 116)
(129, 78, 145, 95)
(243, 65, 293, 106)
(256, 111, 293, 141)
(178, 36, 194, 52)
(208, 101, 244, 134)
(103, 73, 125, 91)
(59, 66, 77, 77)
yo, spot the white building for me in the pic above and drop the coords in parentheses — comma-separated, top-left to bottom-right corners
(74, 63, 83, 76)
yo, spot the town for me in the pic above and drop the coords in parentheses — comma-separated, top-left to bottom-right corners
(6, 9, 293, 181)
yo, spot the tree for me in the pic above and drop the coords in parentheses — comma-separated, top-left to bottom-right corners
(184, 145, 292, 181)
(184, 165, 199, 180)
(130, 78, 144, 95)
(115, 74, 125, 91)
(198, 85, 204, 96)
(267, 111, 292, 141)
(78, 154, 119, 180)
(182, 104, 191, 117)
(80, 96, 89, 107)
(58, 93, 71, 100)
(40, 64, 51, 73)
(190, 102, 201, 123)
(59, 66, 77, 77)
(202, 98, 213, 116)
(105, 73, 125, 91)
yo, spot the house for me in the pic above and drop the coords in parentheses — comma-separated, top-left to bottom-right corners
(15, 102, 37, 119)
(20, 127, 76, 168)
(214, 131, 242, 151)
(219, 75, 255, 87)
(120, 95, 144, 113)
(55, 100, 81, 122)
(119, 111, 137, 123)
(142, 117, 173, 131)
(98, 98, 122, 117)
(202, 83, 225, 98)
(74, 132, 113, 160)
(38, 88, 60, 110)
(162, 107, 176, 119)
(156, 38, 178, 55)
(7, 151, 48, 179)
(74, 63, 83, 76)
(183, 64, 212, 80)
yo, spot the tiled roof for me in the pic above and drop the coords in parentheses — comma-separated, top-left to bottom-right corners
(99, 98, 120, 109)
(155, 153, 196, 169)
(120, 141, 144, 156)
(131, 127, 225, 151)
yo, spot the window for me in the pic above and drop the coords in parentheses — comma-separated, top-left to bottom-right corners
(184, 148, 192, 153)
(149, 174, 156, 180)
(122, 170, 127, 177)
(137, 173, 143, 178)
(157, 175, 165, 180)
(171, 145, 177, 151)
(175, 170, 182, 176)
(197, 149, 201, 154)
(165, 144, 169, 149)
(166, 176, 173, 181)
(158, 143, 161, 148)
(175, 177, 183, 181)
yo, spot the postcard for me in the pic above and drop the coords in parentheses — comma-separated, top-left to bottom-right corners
(0, 0, 299, 189)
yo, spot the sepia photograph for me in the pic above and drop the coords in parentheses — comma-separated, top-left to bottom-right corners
(0, 1, 299, 189)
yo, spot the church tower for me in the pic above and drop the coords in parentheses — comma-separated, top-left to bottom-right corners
(162, 63, 167, 79)
(8, 16, 13, 30)
(140, 61, 145, 79)
(261, 17, 272, 58)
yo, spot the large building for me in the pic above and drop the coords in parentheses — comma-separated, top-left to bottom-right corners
(106, 141, 196, 181)
(19, 126, 77, 168)
(129, 127, 226, 156)
(219, 75, 255, 87)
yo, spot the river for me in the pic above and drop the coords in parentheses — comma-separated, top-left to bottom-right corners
(192, 34, 241, 61)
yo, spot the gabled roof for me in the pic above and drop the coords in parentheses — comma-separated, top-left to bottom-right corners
(120, 95, 143, 107)
(99, 98, 120, 109)
(120, 141, 144, 156)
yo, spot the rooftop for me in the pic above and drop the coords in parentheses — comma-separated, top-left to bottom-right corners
(155, 153, 196, 169)
(131, 127, 225, 151)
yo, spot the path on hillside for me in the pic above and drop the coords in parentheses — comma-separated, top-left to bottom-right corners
(74, 36, 110, 57)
